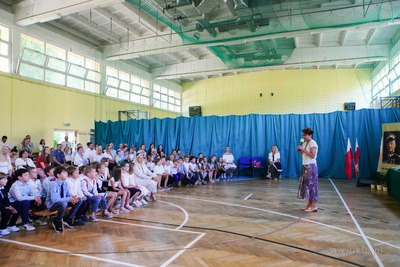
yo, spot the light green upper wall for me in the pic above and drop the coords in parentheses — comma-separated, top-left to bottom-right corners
(0, 73, 179, 151)
(182, 68, 372, 116)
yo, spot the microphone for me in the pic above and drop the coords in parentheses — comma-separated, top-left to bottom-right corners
(298, 138, 304, 151)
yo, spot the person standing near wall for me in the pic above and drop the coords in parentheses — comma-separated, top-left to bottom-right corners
(61, 136, 72, 150)
(297, 127, 319, 213)
(0, 136, 11, 149)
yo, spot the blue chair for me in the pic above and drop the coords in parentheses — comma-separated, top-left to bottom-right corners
(252, 157, 266, 177)
(238, 157, 252, 177)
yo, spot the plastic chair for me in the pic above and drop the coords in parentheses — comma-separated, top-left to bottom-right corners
(252, 157, 266, 177)
(238, 157, 252, 177)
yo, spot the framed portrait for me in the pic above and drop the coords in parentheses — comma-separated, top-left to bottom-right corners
(382, 123, 400, 169)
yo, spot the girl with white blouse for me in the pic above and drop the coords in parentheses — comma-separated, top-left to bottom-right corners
(109, 166, 132, 213)
(0, 145, 12, 176)
(223, 146, 237, 180)
(267, 146, 282, 179)
(15, 149, 35, 170)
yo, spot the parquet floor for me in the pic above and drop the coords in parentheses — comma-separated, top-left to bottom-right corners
(1, 178, 399, 267)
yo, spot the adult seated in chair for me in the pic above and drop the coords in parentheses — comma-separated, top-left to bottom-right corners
(267, 146, 282, 179)
(223, 146, 237, 180)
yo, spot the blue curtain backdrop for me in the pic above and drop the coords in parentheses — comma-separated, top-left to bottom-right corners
(95, 108, 400, 179)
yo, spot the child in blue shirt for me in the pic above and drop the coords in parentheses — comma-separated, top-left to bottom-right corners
(47, 166, 81, 233)
(9, 168, 40, 231)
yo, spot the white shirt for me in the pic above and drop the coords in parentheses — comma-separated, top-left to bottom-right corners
(0, 141, 10, 149)
(188, 162, 198, 172)
(109, 177, 120, 188)
(182, 162, 190, 174)
(84, 148, 96, 161)
(268, 152, 280, 162)
(164, 164, 172, 175)
(15, 158, 35, 169)
(120, 173, 131, 188)
(0, 158, 12, 174)
(92, 153, 106, 163)
(153, 165, 165, 175)
(146, 162, 155, 172)
(67, 177, 84, 197)
(74, 154, 88, 167)
(61, 140, 72, 149)
(171, 165, 178, 175)
(302, 140, 318, 165)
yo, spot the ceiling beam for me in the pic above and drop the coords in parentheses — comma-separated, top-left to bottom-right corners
(365, 28, 378, 45)
(13, 0, 123, 26)
(313, 33, 322, 47)
(91, 7, 141, 38)
(153, 45, 389, 80)
(67, 14, 121, 43)
(339, 30, 348, 46)
(121, 1, 166, 34)
(105, 18, 400, 61)
(45, 21, 102, 46)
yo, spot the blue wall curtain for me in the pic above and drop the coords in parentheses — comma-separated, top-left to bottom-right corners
(95, 108, 400, 179)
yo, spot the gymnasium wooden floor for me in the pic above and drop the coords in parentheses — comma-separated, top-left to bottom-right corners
(1, 178, 400, 267)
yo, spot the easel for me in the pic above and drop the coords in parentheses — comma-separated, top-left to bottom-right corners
(354, 157, 371, 187)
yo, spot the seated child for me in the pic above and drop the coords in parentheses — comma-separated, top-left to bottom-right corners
(26, 167, 47, 225)
(120, 161, 141, 207)
(189, 156, 205, 185)
(146, 155, 155, 172)
(0, 172, 19, 236)
(181, 156, 195, 186)
(46, 166, 82, 233)
(9, 169, 40, 231)
(66, 166, 88, 226)
(81, 166, 113, 221)
(128, 162, 149, 205)
(42, 165, 56, 197)
(170, 159, 183, 186)
(94, 163, 117, 216)
(109, 166, 132, 213)
(153, 158, 169, 191)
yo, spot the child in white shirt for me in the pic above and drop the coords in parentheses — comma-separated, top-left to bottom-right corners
(153, 158, 170, 191)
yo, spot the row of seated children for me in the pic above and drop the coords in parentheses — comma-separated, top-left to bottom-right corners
(144, 154, 231, 190)
(0, 159, 150, 235)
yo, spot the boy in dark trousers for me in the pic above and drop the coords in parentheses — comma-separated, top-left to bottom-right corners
(0, 172, 19, 236)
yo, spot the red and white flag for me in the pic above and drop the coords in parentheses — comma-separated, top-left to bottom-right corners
(345, 138, 353, 180)
(354, 138, 360, 177)
(377, 137, 383, 172)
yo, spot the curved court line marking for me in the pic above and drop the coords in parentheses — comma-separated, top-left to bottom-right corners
(159, 195, 400, 251)
(0, 238, 143, 267)
(158, 200, 189, 230)
(330, 179, 384, 267)
(97, 219, 201, 234)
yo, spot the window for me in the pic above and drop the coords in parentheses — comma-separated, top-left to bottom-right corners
(153, 83, 182, 113)
(18, 34, 100, 93)
(105, 66, 153, 107)
(0, 25, 10, 72)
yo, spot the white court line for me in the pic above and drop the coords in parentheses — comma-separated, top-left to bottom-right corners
(0, 238, 144, 267)
(97, 219, 202, 235)
(158, 200, 189, 230)
(244, 193, 253, 200)
(160, 233, 206, 267)
(98, 219, 206, 267)
(329, 179, 384, 267)
(159, 195, 400, 251)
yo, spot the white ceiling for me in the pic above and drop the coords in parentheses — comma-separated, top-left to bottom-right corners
(2, 0, 400, 83)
